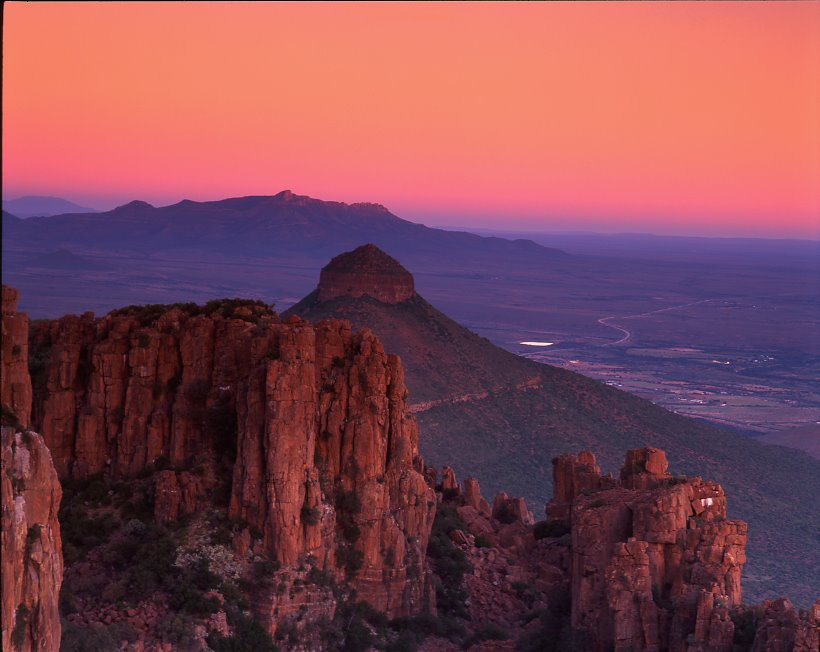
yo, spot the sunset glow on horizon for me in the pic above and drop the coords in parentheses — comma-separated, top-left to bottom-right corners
(3, 2, 819, 238)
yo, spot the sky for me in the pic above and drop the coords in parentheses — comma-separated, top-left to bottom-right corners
(3, 2, 819, 238)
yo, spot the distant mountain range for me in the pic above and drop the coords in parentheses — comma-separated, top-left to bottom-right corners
(2, 195, 98, 218)
(2, 190, 566, 265)
(286, 244, 820, 606)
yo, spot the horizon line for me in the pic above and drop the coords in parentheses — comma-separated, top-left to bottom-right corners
(4, 190, 818, 243)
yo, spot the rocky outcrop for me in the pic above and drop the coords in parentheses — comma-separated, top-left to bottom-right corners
(28, 302, 435, 619)
(547, 450, 615, 524)
(1, 427, 63, 652)
(441, 465, 459, 495)
(491, 492, 534, 526)
(229, 320, 435, 617)
(546, 447, 747, 652)
(751, 598, 820, 652)
(464, 477, 491, 517)
(2, 285, 32, 428)
(436, 448, 819, 652)
(153, 469, 207, 523)
(317, 244, 416, 304)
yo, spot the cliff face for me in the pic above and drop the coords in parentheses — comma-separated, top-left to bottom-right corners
(550, 448, 747, 652)
(13, 282, 818, 649)
(1, 428, 63, 652)
(436, 448, 817, 652)
(751, 598, 820, 652)
(28, 302, 435, 618)
(1, 289, 63, 651)
(229, 319, 435, 617)
(317, 244, 416, 304)
(2, 285, 32, 427)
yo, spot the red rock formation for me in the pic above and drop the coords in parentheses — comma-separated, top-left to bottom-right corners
(1, 427, 63, 652)
(317, 244, 416, 304)
(431, 448, 815, 652)
(463, 477, 491, 517)
(441, 465, 459, 495)
(620, 447, 671, 490)
(751, 598, 820, 652)
(546, 447, 747, 652)
(547, 450, 615, 523)
(2, 285, 33, 428)
(229, 321, 435, 617)
(491, 491, 534, 526)
(153, 469, 207, 523)
(28, 303, 436, 619)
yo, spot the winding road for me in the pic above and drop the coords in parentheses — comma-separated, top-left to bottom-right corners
(598, 299, 716, 346)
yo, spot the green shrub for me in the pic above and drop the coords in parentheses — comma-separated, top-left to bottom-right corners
(318, 599, 392, 652)
(462, 623, 508, 649)
(474, 534, 492, 548)
(59, 503, 119, 564)
(110, 299, 272, 327)
(254, 559, 282, 575)
(306, 566, 334, 587)
(156, 612, 197, 647)
(389, 630, 420, 652)
(335, 489, 362, 542)
(59, 620, 136, 652)
(168, 582, 221, 615)
(84, 478, 109, 503)
(208, 609, 278, 652)
(427, 502, 471, 621)
(336, 545, 364, 578)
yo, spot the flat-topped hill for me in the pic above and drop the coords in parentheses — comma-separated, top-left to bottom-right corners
(318, 244, 415, 303)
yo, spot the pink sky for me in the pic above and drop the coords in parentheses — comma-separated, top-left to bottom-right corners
(3, 2, 819, 238)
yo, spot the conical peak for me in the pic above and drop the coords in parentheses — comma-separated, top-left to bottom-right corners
(318, 244, 415, 304)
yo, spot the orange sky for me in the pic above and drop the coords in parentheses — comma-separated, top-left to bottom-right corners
(3, 2, 819, 237)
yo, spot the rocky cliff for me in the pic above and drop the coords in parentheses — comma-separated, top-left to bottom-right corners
(2, 285, 32, 428)
(430, 449, 816, 652)
(1, 428, 63, 652)
(556, 448, 747, 652)
(2, 286, 62, 651)
(9, 283, 819, 650)
(27, 299, 435, 620)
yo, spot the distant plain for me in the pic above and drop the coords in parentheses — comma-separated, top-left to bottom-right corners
(4, 208, 819, 443)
